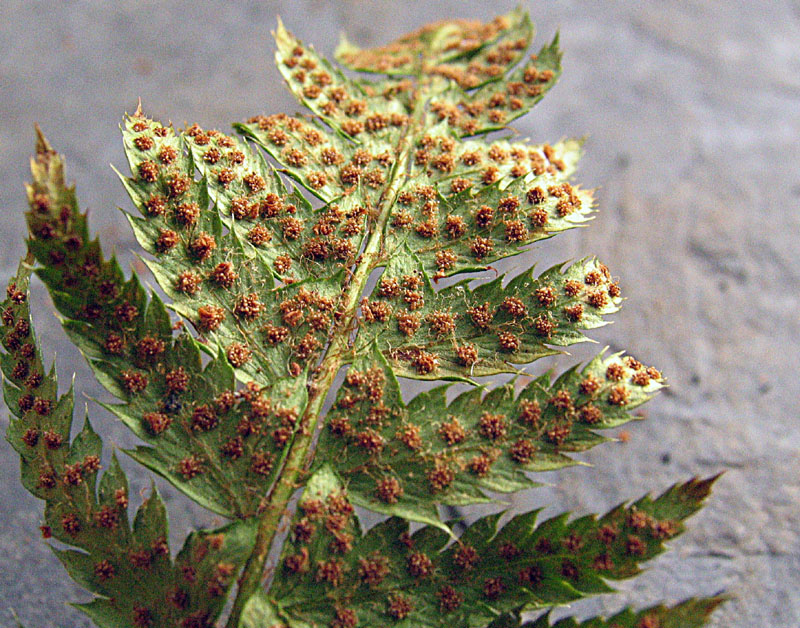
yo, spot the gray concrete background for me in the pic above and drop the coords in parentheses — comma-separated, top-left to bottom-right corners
(1, 1, 798, 626)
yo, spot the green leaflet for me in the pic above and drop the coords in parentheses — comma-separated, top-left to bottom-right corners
(430, 33, 563, 137)
(245, 467, 717, 628)
(61, 513, 258, 628)
(70, 310, 311, 518)
(2, 263, 257, 627)
(235, 21, 407, 205)
(111, 349, 308, 518)
(386, 133, 591, 280)
(123, 111, 370, 286)
(25, 134, 313, 517)
(317, 344, 662, 528)
(273, 18, 409, 144)
(119, 111, 344, 380)
(235, 113, 399, 206)
(335, 7, 532, 80)
(359, 255, 621, 380)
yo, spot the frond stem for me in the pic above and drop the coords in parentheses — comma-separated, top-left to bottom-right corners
(225, 86, 427, 628)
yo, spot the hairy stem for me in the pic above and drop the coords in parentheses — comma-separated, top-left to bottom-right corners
(225, 89, 424, 628)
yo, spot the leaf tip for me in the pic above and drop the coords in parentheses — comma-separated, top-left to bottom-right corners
(33, 124, 53, 156)
(689, 472, 724, 498)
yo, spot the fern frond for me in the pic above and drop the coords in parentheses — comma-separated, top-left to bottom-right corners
(5, 8, 723, 627)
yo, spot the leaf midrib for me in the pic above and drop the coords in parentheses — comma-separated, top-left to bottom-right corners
(224, 79, 430, 627)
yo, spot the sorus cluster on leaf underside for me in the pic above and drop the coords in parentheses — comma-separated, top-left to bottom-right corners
(266, 467, 717, 628)
(2, 263, 261, 628)
(5, 6, 722, 628)
(317, 346, 663, 524)
(356, 257, 622, 379)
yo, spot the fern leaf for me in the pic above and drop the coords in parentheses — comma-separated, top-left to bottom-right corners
(317, 344, 661, 527)
(2, 262, 257, 627)
(235, 22, 410, 205)
(335, 8, 531, 79)
(122, 111, 353, 285)
(27, 130, 313, 517)
(358, 256, 621, 379)
(183, 125, 372, 285)
(25, 128, 187, 397)
(6, 9, 724, 627)
(119, 111, 343, 380)
(243, 467, 716, 628)
(235, 113, 394, 205)
(274, 19, 409, 144)
(409, 131, 584, 192)
(430, 33, 563, 137)
(385, 134, 591, 279)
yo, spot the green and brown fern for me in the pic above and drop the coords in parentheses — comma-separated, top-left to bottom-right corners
(3, 8, 722, 628)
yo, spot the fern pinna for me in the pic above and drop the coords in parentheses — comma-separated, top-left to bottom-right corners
(4, 8, 722, 628)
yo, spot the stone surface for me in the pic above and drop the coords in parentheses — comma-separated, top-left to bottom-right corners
(1, 1, 798, 626)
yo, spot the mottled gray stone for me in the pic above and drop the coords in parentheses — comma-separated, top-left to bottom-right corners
(1, 1, 798, 626)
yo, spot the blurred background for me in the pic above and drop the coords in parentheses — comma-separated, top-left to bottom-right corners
(1, 1, 798, 626)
